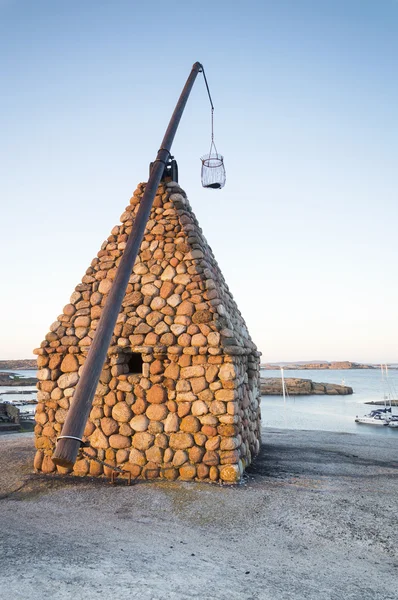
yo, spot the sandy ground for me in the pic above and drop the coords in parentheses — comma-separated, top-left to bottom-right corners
(0, 428, 397, 600)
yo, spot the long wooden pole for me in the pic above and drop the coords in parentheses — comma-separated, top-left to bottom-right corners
(53, 61, 203, 468)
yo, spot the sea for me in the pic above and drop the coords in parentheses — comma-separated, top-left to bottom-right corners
(1, 368, 398, 437)
(0, 369, 38, 416)
(260, 368, 398, 437)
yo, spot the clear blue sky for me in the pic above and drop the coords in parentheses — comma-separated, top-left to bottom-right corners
(1, 0, 397, 362)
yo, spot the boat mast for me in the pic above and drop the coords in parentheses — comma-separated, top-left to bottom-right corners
(281, 367, 286, 404)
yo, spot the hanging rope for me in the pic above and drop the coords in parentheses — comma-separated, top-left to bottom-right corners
(199, 66, 226, 189)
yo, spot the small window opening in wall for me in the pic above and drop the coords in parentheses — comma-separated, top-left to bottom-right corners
(127, 353, 143, 375)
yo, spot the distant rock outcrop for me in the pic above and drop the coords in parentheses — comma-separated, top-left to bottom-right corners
(260, 377, 353, 396)
(261, 361, 375, 370)
(0, 372, 37, 386)
(0, 359, 36, 370)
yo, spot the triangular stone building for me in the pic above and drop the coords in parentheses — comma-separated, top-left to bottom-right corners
(34, 181, 261, 483)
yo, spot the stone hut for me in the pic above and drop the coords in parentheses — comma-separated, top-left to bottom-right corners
(33, 181, 261, 483)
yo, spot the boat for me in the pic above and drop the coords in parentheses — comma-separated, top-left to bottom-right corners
(355, 365, 398, 427)
(355, 408, 390, 426)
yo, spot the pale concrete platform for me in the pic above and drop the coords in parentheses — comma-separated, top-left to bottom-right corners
(0, 428, 397, 600)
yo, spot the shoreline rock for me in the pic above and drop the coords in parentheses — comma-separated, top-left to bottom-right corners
(261, 377, 353, 396)
(0, 373, 37, 387)
(261, 361, 376, 370)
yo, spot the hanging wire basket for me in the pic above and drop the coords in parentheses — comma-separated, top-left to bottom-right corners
(200, 139, 226, 189)
(200, 152, 226, 189)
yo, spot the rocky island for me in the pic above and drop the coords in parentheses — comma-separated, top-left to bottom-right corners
(0, 359, 36, 370)
(261, 377, 353, 395)
(0, 372, 37, 387)
(261, 361, 376, 370)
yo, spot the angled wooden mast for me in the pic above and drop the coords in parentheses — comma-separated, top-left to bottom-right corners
(53, 62, 204, 468)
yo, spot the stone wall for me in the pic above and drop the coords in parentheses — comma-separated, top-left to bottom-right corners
(33, 182, 261, 483)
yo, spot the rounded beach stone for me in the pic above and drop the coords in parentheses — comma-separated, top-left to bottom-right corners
(220, 464, 240, 482)
(163, 468, 179, 481)
(164, 362, 180, 380)
(109, 434, 130, 449)
(112, 402, 133, 423)
(99, 278, 113, 294)
(197, 463, 210, 479)
(169, 432, 194, 450)
(147, 385, 167, 404)
(180, 415, 201, 433)
(214, 389, 235, 401)
(90, 428, 109, 449)
(74, 459, 89, 476)
(129, 448, 146, 466)
(181, 366, 204, 379)
(37, 368, 51, 381)
(132, 431, 154, 450)
(63, 304, 76, 316)
(142, 283, 159, 296)
(164, 412, 179, 433)
(74, 315, 90, 328)
(209, 466, 219, 481)
(100, 417, 119, 437)
(210, 400, 226, 415)
(205, 436, 221, 451)
(160, 265, 176, 281)
(192, 310, 212, 324)
(191, 333, 207, 347)
(203, 451, 220, 466)
(130, 414, 150, 431)
(132, 398, 147, 415)
(116, 449, 129, 464)
(192, 400, 208, 416)
(191, 377, 207, 394)
(146, 404, 167, 421)
(179, 464, 196, 480)
(219, 363, 236, 381)
(55, 408, 68, 423)
(41, 455, 56, 474)
(146, 445, 164, 464)
(189, 446, 205, 463)
(60, 354, 79, 373)
(172, 449, 188, 467)
(34, 450, 44, 471)
(58, 372, 79, 389)
(176, 300, 194, 316)
(206, 332, 220, 347)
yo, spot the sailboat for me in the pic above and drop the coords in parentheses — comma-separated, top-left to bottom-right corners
(355, 364, 398, 427)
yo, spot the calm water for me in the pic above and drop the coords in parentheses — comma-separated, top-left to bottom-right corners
(1, 368, 398, 435)
(261, 368, 398, 437)
(0, 370, 37, 413)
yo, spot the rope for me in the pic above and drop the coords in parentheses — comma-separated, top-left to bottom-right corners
(201, 66, 214, 110)
(201, 67, 218, 157)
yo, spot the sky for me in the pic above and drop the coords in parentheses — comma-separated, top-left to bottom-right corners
(1, 0, 397, 362)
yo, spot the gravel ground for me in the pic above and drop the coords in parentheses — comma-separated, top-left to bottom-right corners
(0, 428, 397, 600)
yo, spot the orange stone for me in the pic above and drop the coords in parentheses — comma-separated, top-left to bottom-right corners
(41, 455, 56, 473)
(180, 415, 201, 433)
(100, 417, 119, 436)
(160, 281, 175, 299)
(109, 434, 131, 449)
(197, 463, 210, 479)
(163, 467, 179, 480)
(189, 446, 205, 463)
(146, 403, 168, 421)
(147, 385, 167, 404)
(203, 450, 220, 466)
(169, 432, 194, 450)
(220, 464, 240, 482)
(179, 464, 196, 480)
